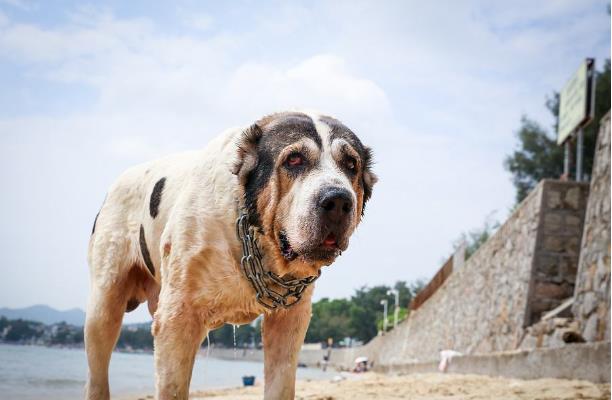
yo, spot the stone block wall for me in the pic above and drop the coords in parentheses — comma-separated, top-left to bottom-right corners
(572, 111, 611, 342)
(353, 179, 590, 365)
(527, 181, 589, 325)
(361, 183, 546, 364)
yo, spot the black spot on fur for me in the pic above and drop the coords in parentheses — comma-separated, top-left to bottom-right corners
(126, 298, 140, 313)
(243, 112, 321, 229)
(244, 151, 274, 230)
(320, 115, 368, 156)
(139, 225, 155, 276)
(149, 177, 166, 218)
(91, 212, 100, 235)
(262, 112, 322, 150)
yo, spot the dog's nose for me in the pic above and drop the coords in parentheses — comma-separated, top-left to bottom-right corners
(319, 188, 353, 224)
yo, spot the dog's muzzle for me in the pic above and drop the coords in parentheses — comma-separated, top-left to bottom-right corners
(236, 212, 320, 310)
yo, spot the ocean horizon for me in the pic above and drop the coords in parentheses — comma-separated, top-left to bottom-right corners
(0, 343, 334, 399)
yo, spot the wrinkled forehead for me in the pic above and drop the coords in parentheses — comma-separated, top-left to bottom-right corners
(256, 111, 365, 157)
(318, 115, 367, 155)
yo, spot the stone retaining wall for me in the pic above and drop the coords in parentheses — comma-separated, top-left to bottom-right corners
(365, 182, 546, 364)
(572, 111, 611, 341)
(345, 179, 589, 366)
(208, 342, 611, 384)
(526, 181, 589, 325)
(376, 342, 610, 384)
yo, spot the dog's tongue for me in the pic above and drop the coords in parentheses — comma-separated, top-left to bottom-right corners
(323, 233, 337, 247)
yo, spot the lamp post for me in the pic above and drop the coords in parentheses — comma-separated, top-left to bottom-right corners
(387, 289, 399, 329)
(380, 299, 388, 334)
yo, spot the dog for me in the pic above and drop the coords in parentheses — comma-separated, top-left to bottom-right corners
(85, 111, 377, 399)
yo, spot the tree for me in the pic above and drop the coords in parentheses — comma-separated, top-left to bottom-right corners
(505, 61, 611, 203)
(3, 319, 43, 342)
(348, 285, 394, 342)
(348, 282, 423, 342)
(304, 280, 425, 344)
(116, 326, 154, 349)
(393, 280, 425, 306)
(50, 322, 84, 345)
(306, 298, 352, 344)
(504, 112, 565, 203)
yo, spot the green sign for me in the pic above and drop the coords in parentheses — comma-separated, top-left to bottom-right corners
(557, 59, 595, 144)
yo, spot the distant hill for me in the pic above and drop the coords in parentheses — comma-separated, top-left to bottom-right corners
(0, 304, 86, 326)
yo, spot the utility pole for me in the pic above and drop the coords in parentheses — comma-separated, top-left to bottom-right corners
(380, 299, 388, 334)
(563, 141, 571, 178)
(387, 289, 399, 329)
(576, 128, 584, 181)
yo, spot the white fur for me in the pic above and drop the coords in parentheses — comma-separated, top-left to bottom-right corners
(85, 111, 366, 400)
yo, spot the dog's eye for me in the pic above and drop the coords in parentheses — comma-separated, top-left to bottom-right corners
(286, 153, 304, 167)
(345, 157, 357, 172)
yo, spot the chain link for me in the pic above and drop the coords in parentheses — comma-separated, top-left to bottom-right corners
(236, 212, 320, 310)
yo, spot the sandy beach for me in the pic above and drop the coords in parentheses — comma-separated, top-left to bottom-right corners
(127, 372, 611, 400)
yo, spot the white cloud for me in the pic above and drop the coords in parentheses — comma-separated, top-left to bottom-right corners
(0, 0, 37, 11)
(224, 55, 391, 124)
(0, 2, 608, 319)
(0, 11, 391, 136)
(180, 12, 214, 31)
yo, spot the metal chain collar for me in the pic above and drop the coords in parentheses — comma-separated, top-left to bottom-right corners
(236, 212, 320, 310)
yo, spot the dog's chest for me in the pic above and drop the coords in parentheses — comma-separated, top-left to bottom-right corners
(182, 254, 266, 328)
(203, 281, 266, 328)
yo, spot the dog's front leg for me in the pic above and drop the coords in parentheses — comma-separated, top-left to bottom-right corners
(152, 284, 206, 400)
(262, 286, 313, 400)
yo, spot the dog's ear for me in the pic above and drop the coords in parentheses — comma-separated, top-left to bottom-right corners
(232, 123, 263, 185)
(361, 146, 378, 213)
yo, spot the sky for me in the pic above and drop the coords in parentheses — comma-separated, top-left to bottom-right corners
(0, 0, 609, 323)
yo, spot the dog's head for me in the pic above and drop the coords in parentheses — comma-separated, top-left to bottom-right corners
(233, 111, 377, 274)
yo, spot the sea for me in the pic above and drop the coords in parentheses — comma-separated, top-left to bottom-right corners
(0, 344, 334, 399)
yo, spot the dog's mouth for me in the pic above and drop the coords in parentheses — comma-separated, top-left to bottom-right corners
(322, 233, 338, 249)
(279, 231, 342, 262)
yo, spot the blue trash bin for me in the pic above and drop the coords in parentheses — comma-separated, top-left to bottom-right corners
(242, 376, 255, 386)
